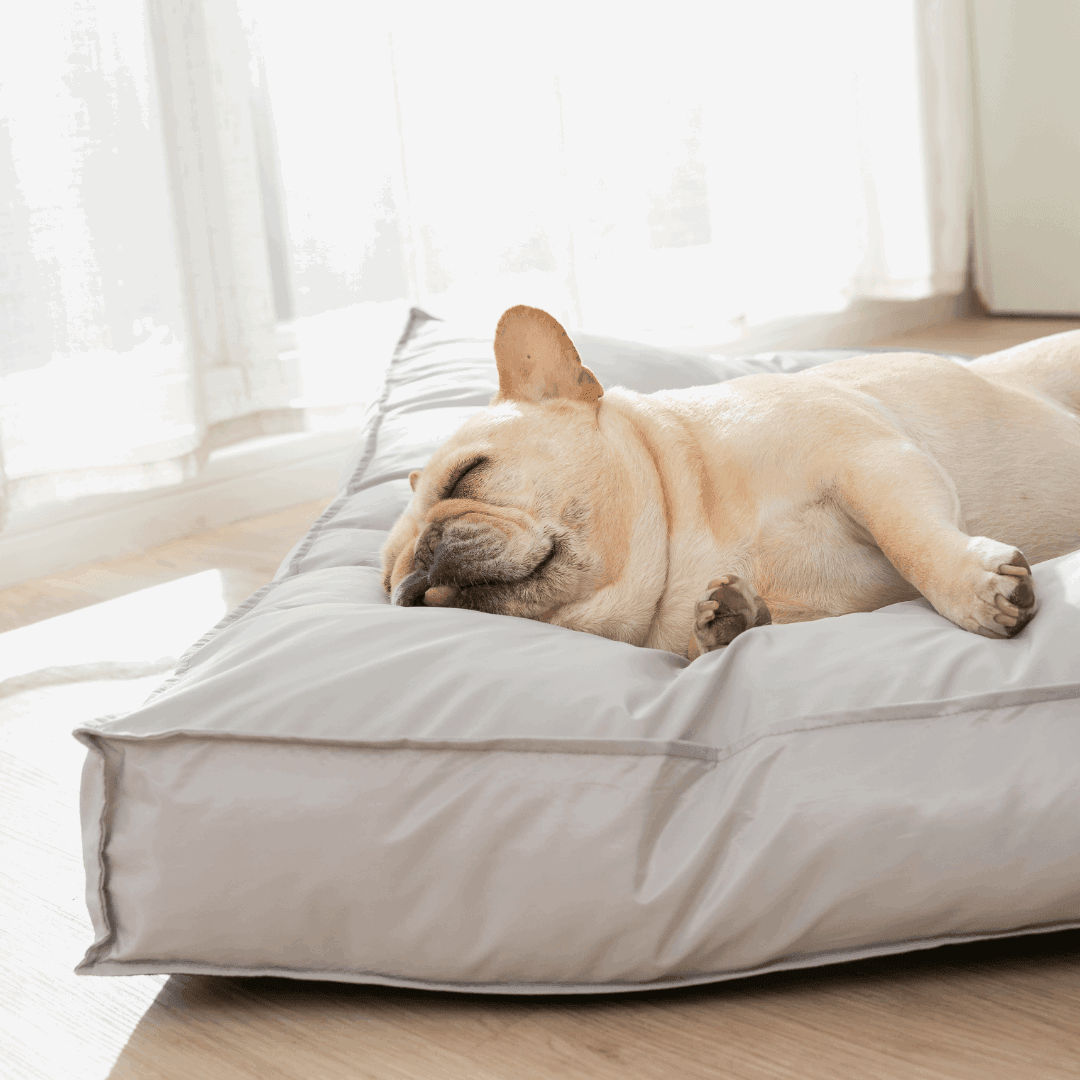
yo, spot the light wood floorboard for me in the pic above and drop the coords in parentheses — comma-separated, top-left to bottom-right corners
(866, 314, 1080, 357)
(0, 497, 333, 633)
(3, 316, 1080, 1079)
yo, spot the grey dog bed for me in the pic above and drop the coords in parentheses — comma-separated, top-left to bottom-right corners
(74, 309, 1080, 993)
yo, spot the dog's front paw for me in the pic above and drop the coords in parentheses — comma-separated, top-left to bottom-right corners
(691, 575, 772, 657)
(940, 540, 1037, 639)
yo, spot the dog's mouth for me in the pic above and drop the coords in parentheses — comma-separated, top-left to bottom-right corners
(391, 537, 560, 614)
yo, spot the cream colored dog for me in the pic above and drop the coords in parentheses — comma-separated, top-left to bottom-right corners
(382, 306, 1080, 659)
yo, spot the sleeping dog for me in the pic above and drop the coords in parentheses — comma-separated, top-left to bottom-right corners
(382, 306, 1080, 659)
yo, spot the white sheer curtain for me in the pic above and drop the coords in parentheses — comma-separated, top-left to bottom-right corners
(0, 0, 969, 529)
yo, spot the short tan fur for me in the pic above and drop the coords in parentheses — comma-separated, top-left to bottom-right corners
(383, 306, 1080, 658)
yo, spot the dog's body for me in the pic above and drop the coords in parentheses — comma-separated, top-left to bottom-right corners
(383, 307, 1080, 658)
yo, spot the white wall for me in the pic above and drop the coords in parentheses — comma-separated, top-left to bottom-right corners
(970, 1, 1080, 315)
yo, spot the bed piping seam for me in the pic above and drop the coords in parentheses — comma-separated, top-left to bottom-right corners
(127, 307, 438, 705)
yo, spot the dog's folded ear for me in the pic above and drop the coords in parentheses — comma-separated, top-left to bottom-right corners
(493, 306, 603, 405)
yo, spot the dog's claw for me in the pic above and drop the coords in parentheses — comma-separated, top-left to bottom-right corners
(998, 551, 1031, 577)
(994, 595, 1019, 617)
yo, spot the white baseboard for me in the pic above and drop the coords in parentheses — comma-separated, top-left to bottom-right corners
(0, 428, 357, 589)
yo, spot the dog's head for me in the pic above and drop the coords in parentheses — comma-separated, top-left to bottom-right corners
(381, 306, 667, 640)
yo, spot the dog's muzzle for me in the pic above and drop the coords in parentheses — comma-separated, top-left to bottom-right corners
(391, 517, 555, 609)
(391, 576, 462, 608)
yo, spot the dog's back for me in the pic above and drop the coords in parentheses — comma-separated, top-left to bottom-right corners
(789, 341, 1080, 566)
(970, 328, 1080, 417)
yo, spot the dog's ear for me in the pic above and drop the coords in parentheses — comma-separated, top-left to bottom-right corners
(409, 470, 421, 491)
(493, 306, 603, 405)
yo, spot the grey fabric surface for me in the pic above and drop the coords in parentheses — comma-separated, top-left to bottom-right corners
(74, 309, 1080, 993)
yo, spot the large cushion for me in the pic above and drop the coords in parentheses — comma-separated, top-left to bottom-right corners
(75, 311, 1080, 993)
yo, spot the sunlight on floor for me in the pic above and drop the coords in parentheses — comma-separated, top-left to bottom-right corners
(0, 572, 244, 1078)
(0, 570, 231, 694)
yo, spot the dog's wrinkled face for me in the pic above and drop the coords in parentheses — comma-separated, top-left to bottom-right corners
(382, 305, 645, 626)
(384, 404, 603, 618)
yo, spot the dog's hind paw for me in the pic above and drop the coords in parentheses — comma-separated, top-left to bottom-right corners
(689, 575, 772, 658)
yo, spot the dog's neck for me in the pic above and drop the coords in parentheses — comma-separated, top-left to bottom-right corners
(599, 390, 754, 653)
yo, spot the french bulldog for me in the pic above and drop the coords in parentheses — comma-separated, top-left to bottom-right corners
(382, 306, 1080, 659)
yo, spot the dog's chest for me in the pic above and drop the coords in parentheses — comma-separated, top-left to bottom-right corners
(747, 495, 915, 617)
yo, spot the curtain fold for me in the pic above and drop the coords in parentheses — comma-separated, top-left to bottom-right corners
(0, 0, 970, 531)
(377, 0, 971, 337)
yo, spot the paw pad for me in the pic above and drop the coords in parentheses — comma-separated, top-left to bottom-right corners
(693, 575, 771, 654)
(986, 550, 1036, 638)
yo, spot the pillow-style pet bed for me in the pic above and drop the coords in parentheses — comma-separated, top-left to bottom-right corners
(75, 310, 1080, 994)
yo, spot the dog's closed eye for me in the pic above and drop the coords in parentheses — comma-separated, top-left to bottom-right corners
(442, 456, 488, 501)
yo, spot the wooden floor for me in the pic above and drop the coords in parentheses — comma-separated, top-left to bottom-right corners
(3, 315, 1080, 1080)
(0, 498, 333, 634)
(867, 313, 1080, 358)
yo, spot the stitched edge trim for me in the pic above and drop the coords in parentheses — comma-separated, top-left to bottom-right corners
(75, 681, 1080, 765)
(75, 916, 1080, 993)
(342, 307, 441, 498)
(73, 734, 126, 967)
(134, 308, 439, 707)
(710, 680, 1080, 763)
(71, 731, 720, 761)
